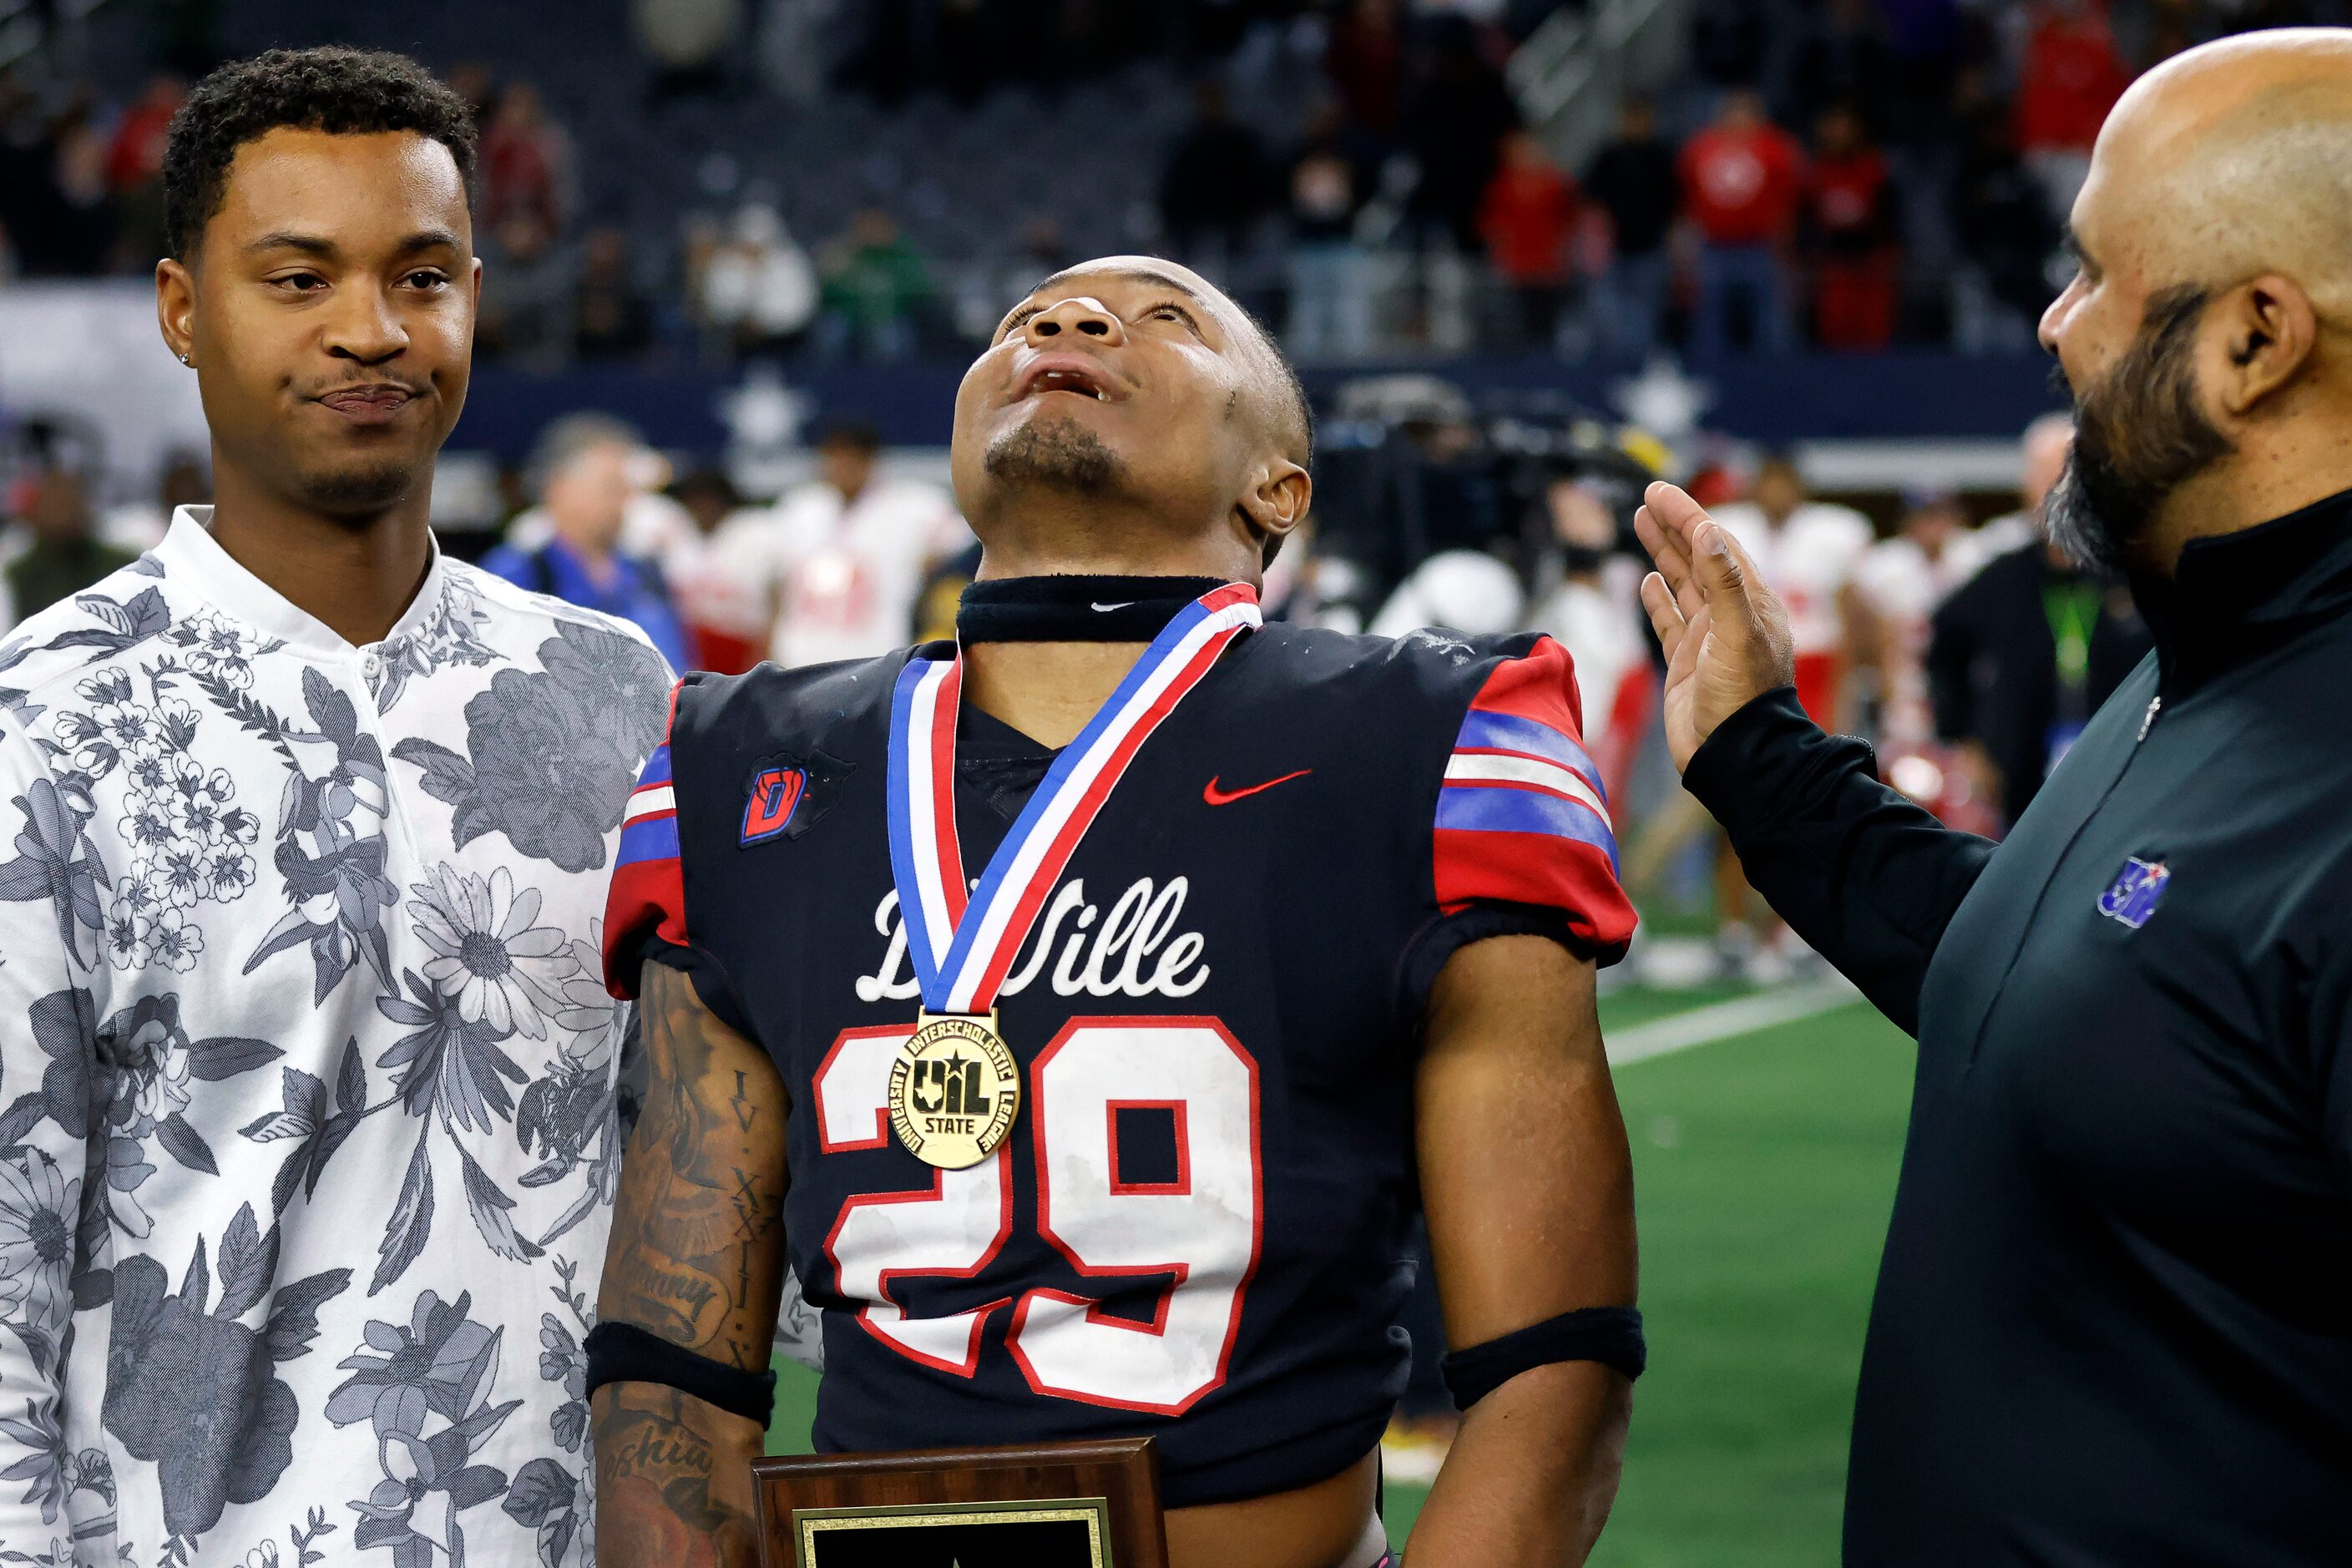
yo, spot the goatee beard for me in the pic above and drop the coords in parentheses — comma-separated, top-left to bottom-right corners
(2044, 284, 2235, 574)
(296, 458, 422, 523)
(984, 414, 1125, 498)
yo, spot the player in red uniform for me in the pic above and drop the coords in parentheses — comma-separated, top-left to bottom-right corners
(589, 258, 1643, 1568)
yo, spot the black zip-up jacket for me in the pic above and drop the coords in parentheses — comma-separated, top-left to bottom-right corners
(1686, 488, 2352, 1566)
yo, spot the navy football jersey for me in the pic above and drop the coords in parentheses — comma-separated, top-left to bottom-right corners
(602, 625, 1636, 1506)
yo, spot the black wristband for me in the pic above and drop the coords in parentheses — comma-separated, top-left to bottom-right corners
(584, 1321, 779, 1426)
(1440, 1305, 1646, 1409)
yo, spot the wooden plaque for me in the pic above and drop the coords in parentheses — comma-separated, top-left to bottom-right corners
(752, 1439, 1169, 1568)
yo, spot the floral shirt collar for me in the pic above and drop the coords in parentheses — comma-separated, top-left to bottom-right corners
(155, 506, 453, 663)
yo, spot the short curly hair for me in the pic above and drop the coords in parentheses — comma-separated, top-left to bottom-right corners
(162, 47, 478, 261)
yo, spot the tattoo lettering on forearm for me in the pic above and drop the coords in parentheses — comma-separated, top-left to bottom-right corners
(596, 962, 792, 1566)
(606, 1415, 717, 1480)
(594, 1387, 760, 1568)
(603, 1252, 728, 1345)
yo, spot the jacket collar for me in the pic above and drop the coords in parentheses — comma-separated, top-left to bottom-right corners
(154, 505, 450, 661)
(2130, 486, 2352, 690)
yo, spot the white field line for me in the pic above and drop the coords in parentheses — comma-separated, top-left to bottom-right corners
(1606, 979, 1864, 1067)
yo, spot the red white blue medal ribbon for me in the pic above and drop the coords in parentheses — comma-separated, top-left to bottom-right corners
(888, 581, 1261, 1016)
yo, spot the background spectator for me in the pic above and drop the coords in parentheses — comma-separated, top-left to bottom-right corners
(695, 201, 819, 360)
(817, 207, 931, 362)
(1159, 79, 1275, 267)
(1585, 98, 1680, 358)
(1287, 103, 1375, 362)
(768, 421, 970, 670)
(0, 466, 135, 633)
(1854, 485, 1992, 744)
(573, 224, 655, 363)
(660, 465, 778, 675)
(1927, 533, 2151, 829)
(477, 212, 577, 368)
(1479, 129, 1580, 353)
(482, 420, 689, 669)
(2013, 0, 2131, 224)
(1803, 103, 1898, 352)
(1529, 477, 1651, 804)
(1704, 453, 1874, 979)
(1681, 87, 1806, 357)
(1707, 453, 1875, 731)
(479, 80, 571, 237)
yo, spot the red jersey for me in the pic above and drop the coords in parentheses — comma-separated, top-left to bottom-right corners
(1679, 124, 1806, 246)
(1479, 165, 1581, 285)
(2016, 11, 2130, 154)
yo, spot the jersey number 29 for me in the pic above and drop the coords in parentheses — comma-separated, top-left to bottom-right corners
(814, 1017, 1262, 1415)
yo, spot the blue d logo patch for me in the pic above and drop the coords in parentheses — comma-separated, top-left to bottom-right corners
(2097, 856, 2170, 930)
(741, 766, 806, 845)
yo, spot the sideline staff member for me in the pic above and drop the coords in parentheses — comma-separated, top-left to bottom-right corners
(1637, 30, 2352, 1567)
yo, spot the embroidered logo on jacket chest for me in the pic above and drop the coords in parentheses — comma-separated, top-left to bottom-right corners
(2097, 856, 2171, 930)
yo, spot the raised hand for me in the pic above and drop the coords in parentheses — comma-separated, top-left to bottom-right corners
(1634, 481, 1797, 771)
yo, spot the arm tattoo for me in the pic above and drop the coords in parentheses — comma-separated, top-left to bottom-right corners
(594, 1384, 764, 1568)
(595, 962, 792, 1565)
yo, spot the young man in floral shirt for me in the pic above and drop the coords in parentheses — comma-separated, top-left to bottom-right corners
(0, 48, 669, 1567)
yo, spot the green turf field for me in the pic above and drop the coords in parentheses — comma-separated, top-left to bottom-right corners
(766, 989, 1914, 1564)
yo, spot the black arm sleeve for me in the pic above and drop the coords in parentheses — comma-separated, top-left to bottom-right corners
(1682, 688, 1997, 1036)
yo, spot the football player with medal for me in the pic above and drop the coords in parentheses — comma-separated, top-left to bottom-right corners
(591, 257, 1645, 1568)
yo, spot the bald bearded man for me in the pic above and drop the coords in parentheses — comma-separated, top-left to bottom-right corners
(1634, 31, 2352, 1566)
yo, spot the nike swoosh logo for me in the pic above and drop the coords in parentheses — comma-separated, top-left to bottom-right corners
(1091, 601, 1136, 612)
(1203, 769, 1313, 807)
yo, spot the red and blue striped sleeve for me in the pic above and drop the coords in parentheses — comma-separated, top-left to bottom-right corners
(602, 682, 690, 999)
(1432, 637, 1638, 959)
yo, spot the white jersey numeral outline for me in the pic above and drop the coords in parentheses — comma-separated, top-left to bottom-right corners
(811, 1016, 1263, 1410)
(816, 1024, 1014, 1375)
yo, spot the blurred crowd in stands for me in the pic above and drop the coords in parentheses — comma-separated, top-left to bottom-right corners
(3, 0, 2343, 365)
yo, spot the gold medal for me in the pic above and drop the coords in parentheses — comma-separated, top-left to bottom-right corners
(888, 1011, 1020, 1170)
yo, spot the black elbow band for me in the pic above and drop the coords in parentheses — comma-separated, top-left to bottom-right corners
(1441, 1305, 1646, 1410)
(584, 1321, 778, 1426)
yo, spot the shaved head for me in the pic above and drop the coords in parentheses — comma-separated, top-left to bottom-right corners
(2039, 28, 2352, 574)
(2095, 29, 2352, 323)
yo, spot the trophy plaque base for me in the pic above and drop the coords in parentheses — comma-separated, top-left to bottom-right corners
(752, 1439, 1168, 1568)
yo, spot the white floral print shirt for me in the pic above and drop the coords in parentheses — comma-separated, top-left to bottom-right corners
(0, 509, 671, 1568)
